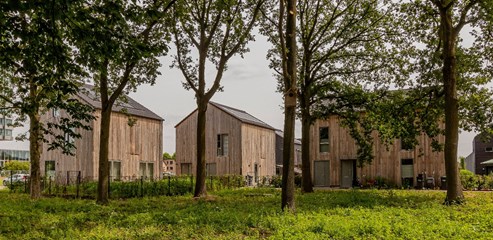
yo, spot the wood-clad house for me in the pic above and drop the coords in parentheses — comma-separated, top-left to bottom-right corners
(465, 133, 493, 175)
(175, 102, 276, 184)
(275, 130, 302, 175)
(41, 85, 163, 181)
(310, 116, 445, 188)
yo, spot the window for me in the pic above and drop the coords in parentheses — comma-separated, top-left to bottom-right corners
(64, 128, 75, 144)
(217, 134, 229, 156)
(110, 161, 121, 180)
(52, 108, 60, 118)
(5, 119, 12, 125)
(170, 167, 173, 170)
(45, 160, 56, 178)
(486, 147, 493, 152)
(206, 163, 217, 176)
(319, 127, 329, 153)
(181, 163, 192, 175)
(139, 162, 154, 179)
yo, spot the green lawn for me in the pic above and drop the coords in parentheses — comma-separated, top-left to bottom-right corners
(1, 188, 493, 239)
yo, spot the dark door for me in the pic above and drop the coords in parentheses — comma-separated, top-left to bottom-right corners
(314, 161, 330, 186)
(254, 163, 259, 183)
(341, 160, 355, 188)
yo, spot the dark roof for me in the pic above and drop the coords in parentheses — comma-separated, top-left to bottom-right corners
(77, 85, 163, 121)
(175, 102, 275, 130)
(275, 130, 302, 145)
(209, 102, 275, 130)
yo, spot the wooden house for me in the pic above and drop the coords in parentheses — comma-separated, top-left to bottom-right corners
(41, 85, 163, 181)
(465, 133, 493, 175)
(310, 116, 445, 188)
(275, 130, 301, 175)
(175, 102, 276, 184)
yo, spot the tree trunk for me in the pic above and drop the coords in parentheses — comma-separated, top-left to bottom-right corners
(440, 4, 464, 204)
(301, 106, 313, 193)
(97, 106, 112, 205)
(29, 112, 42, 199)
(281, 0, 297, 212)
(194, 100, 207, 197)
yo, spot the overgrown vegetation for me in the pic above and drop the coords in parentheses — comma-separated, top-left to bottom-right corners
(460, 170, 493, 190)
(1, 188, 493, 239)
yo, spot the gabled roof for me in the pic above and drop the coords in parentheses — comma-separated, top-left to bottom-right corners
(175, 101, 275, 130)
(77, 85, 164, 121)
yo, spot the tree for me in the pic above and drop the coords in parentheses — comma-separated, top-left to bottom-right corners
(261, 0, 402, 193)
(0, 1, 95, 199)
(398, 0, 493, 204)
(163, 152, 175, 159)
(170, 0, 264, 198)
(68, 0, 175, 205)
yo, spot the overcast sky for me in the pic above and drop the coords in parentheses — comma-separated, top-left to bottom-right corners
(0, 33, 478, 158)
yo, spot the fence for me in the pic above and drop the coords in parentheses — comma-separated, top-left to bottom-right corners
(2, 171, 255, 199)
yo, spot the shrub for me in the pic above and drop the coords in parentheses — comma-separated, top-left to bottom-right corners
(460, 169, 479, 190)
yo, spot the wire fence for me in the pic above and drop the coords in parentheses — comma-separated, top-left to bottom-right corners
(2, 170, 286, 199)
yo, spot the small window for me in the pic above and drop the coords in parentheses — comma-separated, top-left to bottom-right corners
(181, 163, 192, 175)
(45, 160, 56, 178)
(64, 128, 75, 144)
(319, 127, 329, 153)
(52, 108, 60, 118)
(217, 134, 229, 156)
(486, 147, 493, 152)
(139, 162, 154, 179)
(110, 161, 121, 180)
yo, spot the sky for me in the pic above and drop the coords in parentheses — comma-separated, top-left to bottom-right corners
(0, 33, 479, 158)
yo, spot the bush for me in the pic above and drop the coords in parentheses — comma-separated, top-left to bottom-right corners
(460, 169, 479, 190)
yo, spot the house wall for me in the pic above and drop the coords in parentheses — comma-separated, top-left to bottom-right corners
(175, 104, 242, 176)
(41, 109, 163, 181)
(471, 135, 493, 174)
(310, 116, 445, 187)
(241, 124, 276, 179)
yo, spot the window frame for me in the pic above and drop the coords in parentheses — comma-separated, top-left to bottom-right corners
(217, 134, 229, 156)
(319, 127, 329, 153)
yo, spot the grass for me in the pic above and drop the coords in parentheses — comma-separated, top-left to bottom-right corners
(1, 188, 493, 239)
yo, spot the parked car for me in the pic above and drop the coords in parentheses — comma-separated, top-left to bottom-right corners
(3, 174, 29, 186)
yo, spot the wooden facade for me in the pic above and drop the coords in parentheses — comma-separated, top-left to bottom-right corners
(465, 133, 493, 175)
(310, 116, 445, 188)
(41, 88, 163, 182)
(175, 102, 276, 183)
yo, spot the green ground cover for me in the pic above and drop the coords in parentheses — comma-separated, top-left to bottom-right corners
(1, 188, 492, 239)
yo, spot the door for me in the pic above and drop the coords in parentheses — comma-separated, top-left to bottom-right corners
(401, 159, 414, 187)
(341, 160, 355, 188)
(206, 163, 217, 176)
(314, 161, 330, 186)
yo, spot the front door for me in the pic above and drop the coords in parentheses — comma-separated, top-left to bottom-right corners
(341, 160, 355, 188)
(254, 163, 259, 183)
(314, 161, 330, 186)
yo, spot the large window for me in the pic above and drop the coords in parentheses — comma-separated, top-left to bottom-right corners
(139, 162, 154, 179)
(319, 127, 329, 153)
(45, 160, 56, 178)
(217, 134, 229, 156)
(110, 161, 121, 180)
(206, 163, 217, 176)
(181, 163, 192, 175)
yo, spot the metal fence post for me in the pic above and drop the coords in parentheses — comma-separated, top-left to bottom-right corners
(168, 175, 171, 196)
(10, 170, 13, 192)
(140, 176, 144, 198)
(108, 174, 111, 199)
(76, 171, 81, 198)
(49, 176, 52, 195)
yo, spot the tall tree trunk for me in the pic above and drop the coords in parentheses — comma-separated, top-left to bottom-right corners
(194, 100, 207, 197)
(97, 106, 112, 205)
(29, 112, 42, 199)
(28, 78, 41, 199)
(440, 5, 464, 204)
(300, 104, 313, 193)
(281, 0, 297, 212)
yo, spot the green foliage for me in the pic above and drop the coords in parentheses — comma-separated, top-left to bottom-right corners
(2, 189, 493, 239)
(459, 169, 493, 190)
(162, 152, 175, 160)
(3, 161, 29, 171)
